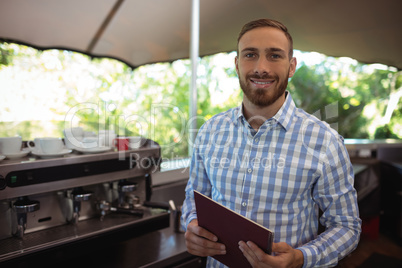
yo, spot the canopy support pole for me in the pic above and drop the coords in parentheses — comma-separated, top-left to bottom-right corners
(87, 0, 124, 53)
(189, 0, 199, 156)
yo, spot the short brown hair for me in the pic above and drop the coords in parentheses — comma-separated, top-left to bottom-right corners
(237, 18, 293, 59)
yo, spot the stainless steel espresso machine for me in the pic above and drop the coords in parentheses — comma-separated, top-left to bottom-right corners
(0, 140, 169, 267)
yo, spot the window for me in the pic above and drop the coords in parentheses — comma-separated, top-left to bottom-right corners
(0, 43, 400, 162)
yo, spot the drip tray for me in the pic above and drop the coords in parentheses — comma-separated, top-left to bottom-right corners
(0, 208, 169, 263)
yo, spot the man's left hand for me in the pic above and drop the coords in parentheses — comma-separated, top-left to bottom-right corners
(238, 241, 304, 268)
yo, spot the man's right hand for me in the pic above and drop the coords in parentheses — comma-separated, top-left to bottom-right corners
(184, 219, 226, 257)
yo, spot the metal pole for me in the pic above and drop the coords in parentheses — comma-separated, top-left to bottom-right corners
(189, 0, 199, 156)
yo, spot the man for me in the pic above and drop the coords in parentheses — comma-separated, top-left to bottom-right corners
(181, 18, 361, 268)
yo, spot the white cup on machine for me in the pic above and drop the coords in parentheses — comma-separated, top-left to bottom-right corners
(27, 137, 47, 152)
(98, 130, 116, 147)
(128, 136, 144, 149)
(0, 136, 22, 155)
(63, 127, 84, 150)
(28, 137, 64, 154)
(81, 136, 105, 149)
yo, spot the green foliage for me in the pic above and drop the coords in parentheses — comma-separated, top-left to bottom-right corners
(374, 124, 399, 139)
(289, 60, 401, 139)
(0, 43, 14, 67)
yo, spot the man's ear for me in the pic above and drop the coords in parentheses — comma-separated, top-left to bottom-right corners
(235, 56, 239, 75)
(288, 57, 297, 78)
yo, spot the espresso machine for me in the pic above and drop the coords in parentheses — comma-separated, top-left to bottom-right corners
(0, 139, 169, 266)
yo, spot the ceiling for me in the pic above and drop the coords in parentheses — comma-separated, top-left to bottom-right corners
(1, 0, 401, 69)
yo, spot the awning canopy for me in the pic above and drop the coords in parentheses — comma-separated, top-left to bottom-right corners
(1, 0, 401, 69)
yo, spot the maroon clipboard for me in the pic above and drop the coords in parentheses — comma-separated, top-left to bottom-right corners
(194, 190, 274, 268)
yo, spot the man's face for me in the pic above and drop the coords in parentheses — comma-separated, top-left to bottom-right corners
(235, 27, 296, 107)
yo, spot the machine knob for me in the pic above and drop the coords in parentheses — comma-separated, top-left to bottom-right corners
(118, 181, 137, 192)
(13, 197, 40, 213)
(0, 175, 6, 190)
(118, 181, 137, 208)
(98, 200, 111, 212)
(97, 201, 111, 221)
(70, 188, 92, 224)
(13, 196, 40, 238)
(72, 190, 93, 202)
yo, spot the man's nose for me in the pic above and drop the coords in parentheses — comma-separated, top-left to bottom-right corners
(254, 57, 270, 76)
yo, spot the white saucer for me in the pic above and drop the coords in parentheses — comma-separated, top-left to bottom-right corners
(0, 155, 5, 161)
(75, 146, 112, 154)
(4, 148, 31, 159)
(32, 149, 72, 159)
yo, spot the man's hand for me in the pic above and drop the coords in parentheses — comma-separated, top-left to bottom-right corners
(238, 241, 304, 268)
(184, 219, 226, 257)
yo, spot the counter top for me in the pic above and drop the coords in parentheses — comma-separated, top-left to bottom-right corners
(113, 214, 192, 268)
(345, 138, 402, 150)
(1, 212, 193, 268)
(55, 213, 193, 268)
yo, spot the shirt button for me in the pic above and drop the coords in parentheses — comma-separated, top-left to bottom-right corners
(255, 138, 259, 143)
(242, 202, 247, 207)
(247, 168, 252, 173)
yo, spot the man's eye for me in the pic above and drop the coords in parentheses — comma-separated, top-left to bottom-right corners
(245, 53, 255, 58)
(271, 53, 286, 59)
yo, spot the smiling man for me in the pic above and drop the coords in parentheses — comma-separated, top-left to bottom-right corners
(181, 19, 361, 268)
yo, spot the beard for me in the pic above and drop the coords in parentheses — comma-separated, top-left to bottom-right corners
(239, 71, 289, 107)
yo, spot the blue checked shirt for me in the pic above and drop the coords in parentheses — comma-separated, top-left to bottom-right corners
(181, 92, 361, 268)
